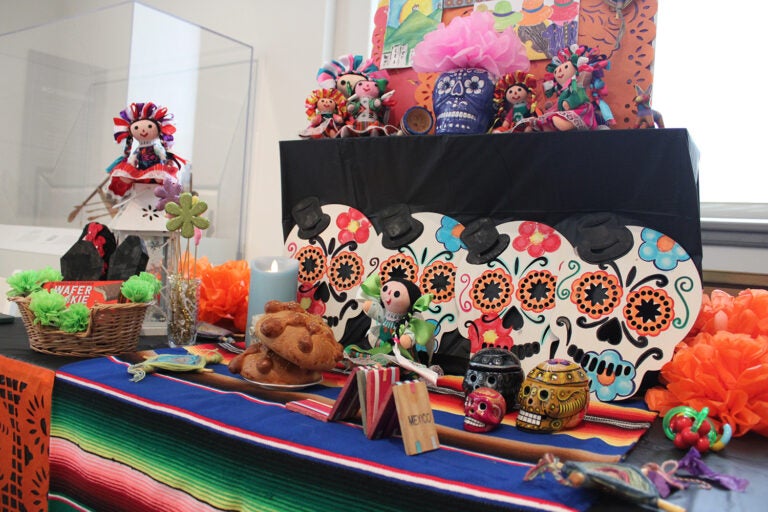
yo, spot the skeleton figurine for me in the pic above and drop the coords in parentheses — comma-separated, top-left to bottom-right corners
(432, 68, 496, 135)
(464, 387, 507, 433)
(516, 359, 590, 433)
(463, 347, 524, 408)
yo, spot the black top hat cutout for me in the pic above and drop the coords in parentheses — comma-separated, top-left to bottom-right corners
(377, 204, 424, 249)
(461, 217, 510, 265)
(292, 196, 331, 239)
(572, 213, 633, 264)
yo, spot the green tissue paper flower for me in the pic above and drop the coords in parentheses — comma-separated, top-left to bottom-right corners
(165, 192, 209, 238)
(138, 272, 162, 295)
(58, 303, 90, 333)
(121, 273, 161, 303)
(6, 270, 41, 297)
(28, 290, 67, 327)
(6, 266, 64, 297)
(38, 266, 63, 284)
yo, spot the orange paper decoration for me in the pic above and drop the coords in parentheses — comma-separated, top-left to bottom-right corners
(645, 289, 768, 438)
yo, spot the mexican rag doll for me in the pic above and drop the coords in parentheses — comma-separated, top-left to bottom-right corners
(108, 102, 183, 197)
(514, 45, 606, 132)
(346, 274, 435, 361)
(338, 78, 398, 136)
(492, 71, 538, 133)
(299, 88, 348, 139)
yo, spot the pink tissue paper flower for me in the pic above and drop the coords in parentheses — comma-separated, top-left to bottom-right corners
(412, 10, 529, 78)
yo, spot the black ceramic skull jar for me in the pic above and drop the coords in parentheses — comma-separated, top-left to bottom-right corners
(463, 347, 524, 408)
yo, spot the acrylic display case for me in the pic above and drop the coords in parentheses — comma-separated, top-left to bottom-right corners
(0, 1, 255, 331)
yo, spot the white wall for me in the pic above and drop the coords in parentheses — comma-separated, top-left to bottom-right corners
(0, 0, 373, 263)
(1, 1, 764, 277)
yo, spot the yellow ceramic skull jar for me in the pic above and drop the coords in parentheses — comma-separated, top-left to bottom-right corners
(516, 359, 590, 433)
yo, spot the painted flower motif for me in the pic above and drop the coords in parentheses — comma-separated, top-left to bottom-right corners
(570, 270, 623, 319)
(298, 287, 326, 316)
(295, 245, 326, 284)
(328, 252, 363, 291)
(380, 254, 419, 283)
(436, 216, 466, 252)
(436, 75, 454, 95)
(512, 221, 561, 258)
(420, 261, 456, 303)
(583, 349, 636, 401)
(623, 286, 674, 336)
(165, 192, 209, 238)
(465, 75, 485, 94)
(336, 208, 371, 244)
(471, 268, 514, 313)
(467, 316, 514, 354)
(638, 228, 690, 271)
(516, 269, 557, 312)
(154, 176, 182, 211)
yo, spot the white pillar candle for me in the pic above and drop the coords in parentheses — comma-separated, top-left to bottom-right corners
(245, 256, 299, 345)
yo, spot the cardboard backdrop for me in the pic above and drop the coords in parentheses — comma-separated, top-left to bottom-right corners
(370, 0, 657, 131)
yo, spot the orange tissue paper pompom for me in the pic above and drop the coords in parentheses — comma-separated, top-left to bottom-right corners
(690, 288, 768, 338)
(645, 330, 768, 437)
(195, 257, 250, 332)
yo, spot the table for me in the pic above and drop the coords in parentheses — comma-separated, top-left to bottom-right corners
(2, 318, 766, 512)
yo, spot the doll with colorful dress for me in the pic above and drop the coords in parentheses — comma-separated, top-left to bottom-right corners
(513, 45, 606, 132)
(108, 102, 182, 197)
(345, 274, 435, 360)
(492, 71, 538, 133)
(338, 78, 399, 137)
(299, 88, 348, 139)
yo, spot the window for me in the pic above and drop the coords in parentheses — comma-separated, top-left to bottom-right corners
(654, 0, 768, 249)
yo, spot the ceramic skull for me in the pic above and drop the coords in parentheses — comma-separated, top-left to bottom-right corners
(463, 347, 524, 408)
(464, 387, 506, 433)
(516, 359, 590, 433)
(432, 68, 495, 134)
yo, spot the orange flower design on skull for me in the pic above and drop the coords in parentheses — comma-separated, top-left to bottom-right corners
(328, 251, 364, 292)
(623, 286, 674, 337)
(512, 221, 561, 258)
(380, 254, 419, 283)
(471, 268, 514, 313)
(295, 245, 326, 284)
(516, 269, 557, 313)
(419, 261, 456, 304)
(570, 270, 623, 319)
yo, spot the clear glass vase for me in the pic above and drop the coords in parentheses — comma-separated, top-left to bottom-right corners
(166, 273, 200, 347)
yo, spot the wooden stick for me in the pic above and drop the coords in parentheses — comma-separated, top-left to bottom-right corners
(67, 175, 111, 223)
(657, 498, 686, 512)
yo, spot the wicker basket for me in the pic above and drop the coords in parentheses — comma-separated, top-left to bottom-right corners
(10, 296, 150, 357)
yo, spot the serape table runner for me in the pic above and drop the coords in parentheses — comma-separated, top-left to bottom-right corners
(49, 347, 656, 512)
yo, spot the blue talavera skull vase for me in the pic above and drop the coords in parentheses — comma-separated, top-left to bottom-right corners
(433, 68, 495, 135)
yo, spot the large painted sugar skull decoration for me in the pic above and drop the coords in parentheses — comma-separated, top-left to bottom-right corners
(516, 359, 589, 433)
(432, 68, 495, 134)
(463, 347, 524, 408)
(412, 10, 529, 135)
(464, 387, 506, 433)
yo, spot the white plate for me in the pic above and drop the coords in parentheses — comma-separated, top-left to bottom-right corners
(241, 377, 323, 390)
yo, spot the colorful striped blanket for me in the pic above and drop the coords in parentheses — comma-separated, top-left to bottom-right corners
(49, 347, 656, 512)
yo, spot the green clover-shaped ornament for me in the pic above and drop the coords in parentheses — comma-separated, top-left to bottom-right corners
(165, 192, 210, 238)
